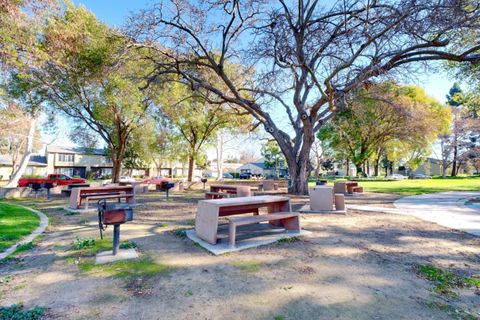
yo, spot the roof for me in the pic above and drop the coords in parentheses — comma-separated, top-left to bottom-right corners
(426, 157, 442, 165)
(46, 145, 107, 156)
(238, 161, 266, 170)
(0, 154, 47, 166)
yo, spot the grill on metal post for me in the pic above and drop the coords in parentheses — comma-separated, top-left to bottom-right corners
(97, 199, 134, 255)
(160, 181, 175, 199)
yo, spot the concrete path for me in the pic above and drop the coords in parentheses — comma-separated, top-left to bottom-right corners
(393, 191, 480, 237)
(0, 204, 49, 260)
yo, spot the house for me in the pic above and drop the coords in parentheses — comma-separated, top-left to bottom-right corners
(46, 145, 113, 178)
(396, 157, 442, 176)
(205, 159, 244, 176)
(411, 158, 442, 176)
(0, 144, 204, 181)
(237, 158, 288, 178)
(0, 155, 48, 181)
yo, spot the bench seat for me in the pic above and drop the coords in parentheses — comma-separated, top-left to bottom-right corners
(205, 191, 233, 199)
(228, 212, 300, 246)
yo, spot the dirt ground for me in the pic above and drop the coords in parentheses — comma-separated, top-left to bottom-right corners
(1, 191, 479, 320)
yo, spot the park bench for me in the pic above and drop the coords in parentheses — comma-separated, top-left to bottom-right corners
(206, 184, 251, 199)
(228, 212, 300, 246)
(195, 195, 291, 244)
(69, 186, 135, 209)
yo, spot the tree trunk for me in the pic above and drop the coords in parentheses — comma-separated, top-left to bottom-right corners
(442, 160, 448, 178)
(215, 132, 224, 180)
(314, 162, 321, 180)
(187, 156, 195, 182)
(280, 134, 313, 194)
(451, 145, 458, 177)
(356, 164, 363, 177)
(346, 159, 350, 176)
(287, 157, 310, 195)
(111, 157, 123, 183)
(6, 117, 36, 188)
(111, 143, 126, 183)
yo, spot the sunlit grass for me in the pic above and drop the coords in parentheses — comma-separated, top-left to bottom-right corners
(0, 202, 40, 252)
(309, 176, 480, 195)
(79, 257, 170, 279)
(360, 177, 480, 195)
(231, 260, 264, 272)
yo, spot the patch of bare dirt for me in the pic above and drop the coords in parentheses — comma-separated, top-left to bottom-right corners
(0, 192, 479, 320)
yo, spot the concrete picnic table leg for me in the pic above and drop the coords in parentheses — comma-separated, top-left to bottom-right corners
(69, 188, 82, 209)
(195, 202, 220, 245)
(267, 200, 291, 227)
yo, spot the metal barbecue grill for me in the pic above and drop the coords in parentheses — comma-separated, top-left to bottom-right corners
(97, 199, 133, 255)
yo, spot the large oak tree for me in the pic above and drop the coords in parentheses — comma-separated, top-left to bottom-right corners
(129, 0, 480, 194)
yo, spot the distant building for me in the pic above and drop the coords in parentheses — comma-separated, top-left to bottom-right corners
(0, 155, 48, 181)
(237, 158, 287, 177)
(205, 160, 243, 176)
(412, 158, 442, 176)
(46, 145, 113, 178)
(0, 145, 204, 181)
(396, 157, 442, 176)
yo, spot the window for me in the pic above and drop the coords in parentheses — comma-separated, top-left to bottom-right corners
(55, 168, 74, 176)
(58, 153, 74, 162)
(102, 157, 112, 164)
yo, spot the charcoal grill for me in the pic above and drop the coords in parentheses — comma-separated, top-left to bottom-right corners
(97, 199, 134, 255)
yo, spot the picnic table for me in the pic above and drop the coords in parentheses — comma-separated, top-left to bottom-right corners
(195, 195, 294, 245)
(61, 183, 91, 196)
(69, 185, 135, 209)
(333, 181, 363, 195)
(205, 184, 251, 199)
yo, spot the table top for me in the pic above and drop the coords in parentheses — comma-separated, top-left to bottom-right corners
(199, 195, 290, 207)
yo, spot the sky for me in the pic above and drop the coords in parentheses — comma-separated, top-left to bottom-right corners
(45, 0, 456, 159)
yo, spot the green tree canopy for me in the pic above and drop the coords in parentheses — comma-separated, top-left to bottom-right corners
(318, 82, 451, 176)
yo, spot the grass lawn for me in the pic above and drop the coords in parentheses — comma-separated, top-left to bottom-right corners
(349, 176, 480, 196)
(0, 202, 40, 252)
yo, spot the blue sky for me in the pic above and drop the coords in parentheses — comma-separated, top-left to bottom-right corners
(50, 1, 454, 158)
(71, 0, 454, 102)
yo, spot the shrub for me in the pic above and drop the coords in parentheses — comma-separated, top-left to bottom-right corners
(119, 240, 137, 249)
(173, 229, 187, 238)
(71, 237, 95, 250)
(85, 171, 94, 180)
(0, 304, 45, 320)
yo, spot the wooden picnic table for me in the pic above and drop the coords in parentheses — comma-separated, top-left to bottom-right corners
(69, 185, 135, 209)
(205, 184, 251, 199)
(195, 195, 291, 244)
